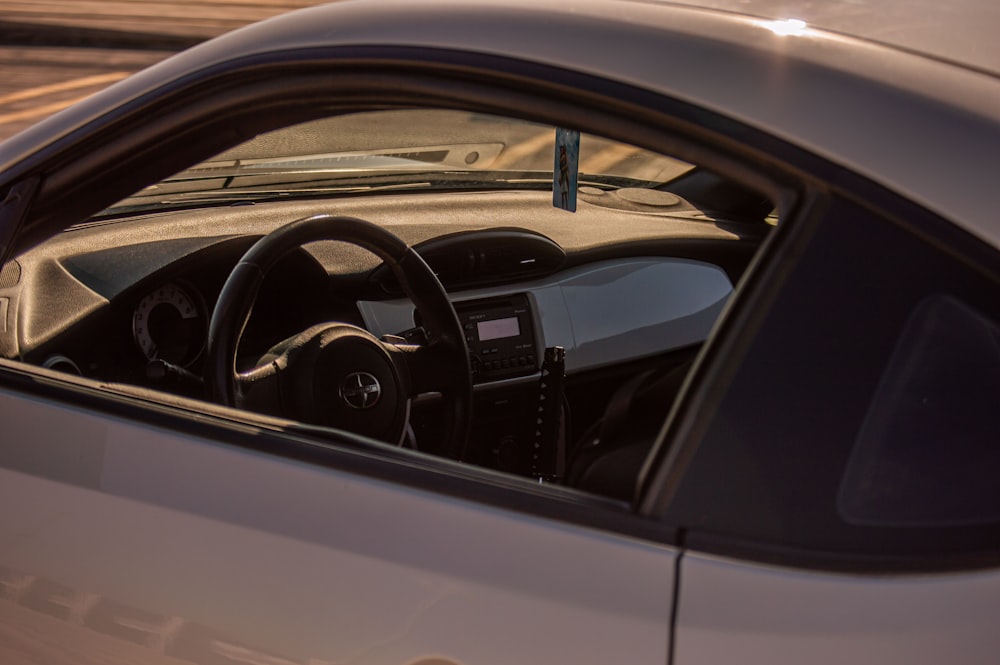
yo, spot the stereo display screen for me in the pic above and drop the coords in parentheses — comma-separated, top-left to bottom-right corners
(477, 316, 520, 342)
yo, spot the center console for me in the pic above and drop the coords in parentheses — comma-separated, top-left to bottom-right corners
(410, 293, 563, 478)
(451, 294, 563, 478)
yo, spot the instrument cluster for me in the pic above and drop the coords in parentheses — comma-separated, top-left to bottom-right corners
(131, 281, 208, 369)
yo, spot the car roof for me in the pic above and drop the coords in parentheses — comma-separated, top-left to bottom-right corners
(658, 0, 1000, 78)
(2, 0, 1000, 249)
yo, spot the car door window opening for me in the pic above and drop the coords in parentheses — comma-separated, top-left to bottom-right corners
(5, 105, 776, 506)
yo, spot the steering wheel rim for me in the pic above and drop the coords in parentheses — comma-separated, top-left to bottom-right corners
(205, 214, 473, 459)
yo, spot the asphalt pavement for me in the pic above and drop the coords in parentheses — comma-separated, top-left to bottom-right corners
(0, 0, 330, 141)
(1, 1, 323, 43)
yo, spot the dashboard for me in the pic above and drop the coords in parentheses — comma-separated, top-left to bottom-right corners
(1, 189, 761, 484)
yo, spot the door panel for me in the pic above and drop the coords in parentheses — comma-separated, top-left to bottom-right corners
(675, 552, 1000, 665)
(0, 387, 676, 665)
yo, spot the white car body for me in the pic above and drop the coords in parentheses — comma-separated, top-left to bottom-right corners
(0, 1, 998, 664)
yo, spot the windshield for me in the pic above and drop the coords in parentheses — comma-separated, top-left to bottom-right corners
(102, 109, 694, 216)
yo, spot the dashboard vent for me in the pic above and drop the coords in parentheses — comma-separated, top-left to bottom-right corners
(375, 229, 565, 293)
(0, 260, 21, 289)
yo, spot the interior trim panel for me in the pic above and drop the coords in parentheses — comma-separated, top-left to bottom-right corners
(359, 256, 732, 377)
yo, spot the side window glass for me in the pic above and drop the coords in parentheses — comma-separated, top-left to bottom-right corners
(838, 295, 1000, 526)
(664, 194, 1000, 565)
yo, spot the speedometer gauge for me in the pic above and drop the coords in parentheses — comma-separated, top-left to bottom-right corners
(132, 282, 206, 367)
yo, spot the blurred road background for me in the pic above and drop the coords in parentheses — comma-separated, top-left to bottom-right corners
(0, 0, 689, 181)
(0, 0, 328, 140)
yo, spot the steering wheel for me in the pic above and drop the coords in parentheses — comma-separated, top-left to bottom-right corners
(205, 214, 473, 460)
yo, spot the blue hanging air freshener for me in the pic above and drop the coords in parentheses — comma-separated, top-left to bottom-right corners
(553, 128, 580, 212)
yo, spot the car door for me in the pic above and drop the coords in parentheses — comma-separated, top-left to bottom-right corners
(644, 185, 1000, 663)
(0, 42, 704, 665)
(0, 378, 677, 665)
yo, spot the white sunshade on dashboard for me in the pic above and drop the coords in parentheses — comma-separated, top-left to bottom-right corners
(359, 256, 732, 375)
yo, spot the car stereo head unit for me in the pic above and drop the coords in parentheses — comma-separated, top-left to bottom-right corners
(456, 294, 538, 382)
